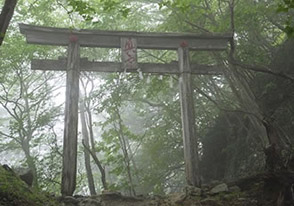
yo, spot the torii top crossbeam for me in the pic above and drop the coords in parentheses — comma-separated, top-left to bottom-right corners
(19, 24, 231, 50)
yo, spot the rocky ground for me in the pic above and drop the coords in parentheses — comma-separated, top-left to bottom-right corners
(57, 184, 257, 206)
(1, 164, 293, 206)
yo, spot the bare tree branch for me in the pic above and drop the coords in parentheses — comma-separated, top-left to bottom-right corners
(0, 130, 21, 144)
(184, 20, 211, 33)
(140, 49, 169, 64)
(229, 59, 294, 82)
(82, 139, 108, 190)
(194, 85, 263, 121)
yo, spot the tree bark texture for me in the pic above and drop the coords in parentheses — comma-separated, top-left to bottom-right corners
(61, 40, 80, 196)
(83, 96, 108, 190)
(84, 100, 108, 190)
(114, 106, 136, 196)
(21, 139, 38, 188)
(80, 100, 96, 195)
(0, 0, 17, 46)
(82, 140, 108, 190)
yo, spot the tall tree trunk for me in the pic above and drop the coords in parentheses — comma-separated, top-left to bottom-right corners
(84, 101, 108, 190)
(114, 106, 136, 196)
(80, 78, 108, 191)
(19, 71, 38, 188)
(226, 2, 294, 204)
(21, 139, 38, 188)
(0, 0, 17, 46)
(82, 140, 108, 190)
(262, 119, 293, 172)
(80, 100, 96, 195)
(124, 135, 140, 182)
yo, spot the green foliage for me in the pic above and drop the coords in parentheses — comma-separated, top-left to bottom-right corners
(65, 0, 131, 22)
(201, 113, 265, 181)
(253, 39, 294, 136)
(159, 0, 191, 12)
(1, 0, 294, 197)
(277, 0, 294, 37)
(67, 0, 96, 21)
(0, 10, 63, 188)
(37, 134, 62, 193)
(277, 0, 294, 12)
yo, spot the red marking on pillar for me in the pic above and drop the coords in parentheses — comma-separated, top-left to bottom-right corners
(69, 34, 78, 43)
(180, 40, 188, 47)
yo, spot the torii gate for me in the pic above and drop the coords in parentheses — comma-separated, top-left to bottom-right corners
(19, 24, 232, 196)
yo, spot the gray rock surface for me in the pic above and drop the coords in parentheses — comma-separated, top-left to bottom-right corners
(184, 185, 202, 196)
(13, 167, 34, 187)
(210, 183, 229, 194)
(229, 185, 241, 193)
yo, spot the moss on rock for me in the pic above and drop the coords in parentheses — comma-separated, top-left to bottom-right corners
(0, 165, 59, 206)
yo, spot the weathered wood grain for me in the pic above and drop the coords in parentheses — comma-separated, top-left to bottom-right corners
(121, 37, 138, 69)
(31, 58, 223, 75)
(61, 40, 80, 196)
(19, 24, 232, 50)
(178, 46, 201, 187)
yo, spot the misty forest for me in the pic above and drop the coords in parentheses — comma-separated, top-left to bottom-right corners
(0, 0, 294, 206)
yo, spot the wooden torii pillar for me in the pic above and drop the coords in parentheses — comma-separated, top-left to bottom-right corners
(19, 24, 232, 195)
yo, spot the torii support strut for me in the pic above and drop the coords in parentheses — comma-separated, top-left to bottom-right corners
(19, 24, 232, 195)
